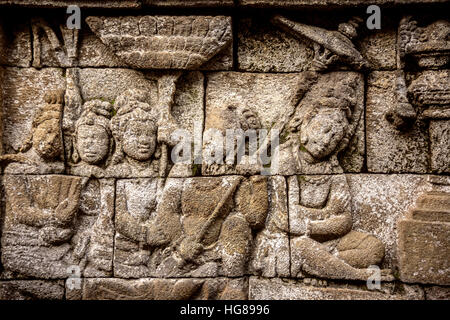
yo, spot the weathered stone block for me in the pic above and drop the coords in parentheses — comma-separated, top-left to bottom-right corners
(0, 280, 64, 300)
(204, 71, 364, 175)
(249, 277, 424, 300)
(1, 68, 65, 155)
(287, 174, 434, 281)
(398, 190, 450, 285)
(113, 176, 274, 278)
(67, 277, 248, 300)
(64, 69, 203, 178)
(33, 18, 232, 70)
(143, 0, 234, 7)
(86, 16, 233, 70)
(424, 286, 450, 300)
(0, 17, 31, 67)
(240, 0, 449, 8)
(367, 71, 430, 173)
(1, 176, 115, 279)
(238, 15, 396, 73)
(0, 1, 140, 8)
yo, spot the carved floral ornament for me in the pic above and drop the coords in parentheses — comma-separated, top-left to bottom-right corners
(0, 8, 448, 301)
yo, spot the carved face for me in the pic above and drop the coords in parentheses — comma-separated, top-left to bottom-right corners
(300, 109, 347, 160)
(122, 120, 156, 161)
(32, 119, 62, 160)
(77, 124, 110, 165)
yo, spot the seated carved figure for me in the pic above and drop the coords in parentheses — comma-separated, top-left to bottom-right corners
(114, 176, 268, 278)
(109, 89, 161, 178)
(1, 90, 65, 174)
(1, 175, 85, 278)
(284, 78, 390, 281)
(70, 100, 114, 177)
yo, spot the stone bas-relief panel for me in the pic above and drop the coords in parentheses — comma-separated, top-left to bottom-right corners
(204, 71, 365, 175)
(0, 5, 449, 301)
(30, 16, 232, 70)
(0, 281, 65, 300)
(367, 71, 430, 173)
(67, 278, 247, 300)
(1, 175, 115, 278)
(398, 178, 450, 285)
(114, 176, 289, 278)
(238, 15, 396, 72)
(64, 68, 204, 178)
(1, 68, 65, 156)
(286, 174, 440, 281)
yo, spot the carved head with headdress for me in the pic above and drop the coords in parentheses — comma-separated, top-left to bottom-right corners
(21, 89, 65, 160)
(111, 89, 160, 164)
(73, 100, 113, 165)
(289, 75, 360, 161)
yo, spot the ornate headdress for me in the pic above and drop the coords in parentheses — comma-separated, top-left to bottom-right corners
(72, 99, 114, 164)
(110, 89, 160, 164)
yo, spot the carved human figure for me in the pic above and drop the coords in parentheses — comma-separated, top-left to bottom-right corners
(278, 75, 361, 175)
(283, 78, 389, 281)
(1, 175, 86, 278)
(70, 100, 114, 177)
(1, 90, 65, 174)
(114, 176, 268, 278)
(203, 105, 264, 175)
(109, 89, 161, 178)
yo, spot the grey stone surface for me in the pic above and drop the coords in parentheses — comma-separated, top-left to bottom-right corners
(86, 16, 232, 70)
(0, 5, 449, 301)
(33, 18, 232, 70)
(397, 182, 450, 285)
(114, 176, 270, 278)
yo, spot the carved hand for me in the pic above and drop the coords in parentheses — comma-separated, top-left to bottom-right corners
(54, 179, 83, 226)
(39, 225, 73, 245)
(177, 236, 204, 263)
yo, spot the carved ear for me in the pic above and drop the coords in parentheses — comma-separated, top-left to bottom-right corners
(72, 147, 80, 164)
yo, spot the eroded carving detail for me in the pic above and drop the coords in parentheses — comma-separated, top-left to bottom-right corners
(86, 16, 232, 70)
(1, 176, 114, 278)
(114, 176, 269, 278)
(0, 90, 65, 174)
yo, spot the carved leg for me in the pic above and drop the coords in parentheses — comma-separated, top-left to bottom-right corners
(291, 236, 375, 281)
(336, 230, 385, 268)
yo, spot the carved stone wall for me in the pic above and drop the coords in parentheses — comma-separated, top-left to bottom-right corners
(0, 1, 449, 300)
